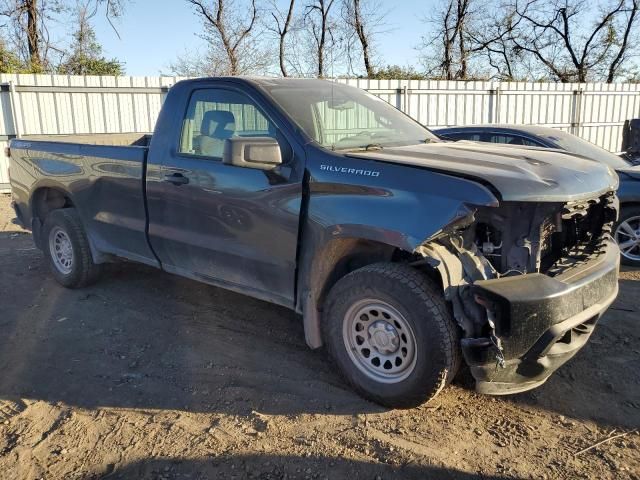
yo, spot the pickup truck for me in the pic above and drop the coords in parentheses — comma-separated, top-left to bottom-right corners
(9, 78, 620, 408)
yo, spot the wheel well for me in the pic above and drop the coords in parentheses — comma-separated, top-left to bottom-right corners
(302, 238, 445, 349)
(32, 187, 74, 222)
(311, 238, 441, 313)
(30, 188, 74, 248)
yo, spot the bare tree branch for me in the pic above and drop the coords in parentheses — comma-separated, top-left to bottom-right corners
(509, 0, 640, 82)
(304, 0, 335, 77)
(186, 0, 261, 76)
(184, 0, 268, 76)
(267, 0, 295, 76)
(342, 0, 383, 77)
(0, 0, 127, 72)
(607, 0, 639, 81)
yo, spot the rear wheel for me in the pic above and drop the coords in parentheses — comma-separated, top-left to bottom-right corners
(323, 263, 460, 408)
(614, 206, 640, 267)
(43, 208, 101, 288)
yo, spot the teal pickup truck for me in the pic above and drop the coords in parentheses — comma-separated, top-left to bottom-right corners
(9, 77, 620, 407)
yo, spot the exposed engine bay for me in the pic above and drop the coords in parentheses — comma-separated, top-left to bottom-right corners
(416, 191, 619, 373)
(470, 191, 618, 277)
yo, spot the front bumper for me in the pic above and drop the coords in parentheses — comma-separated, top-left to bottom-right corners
(462, 238, 620, 395)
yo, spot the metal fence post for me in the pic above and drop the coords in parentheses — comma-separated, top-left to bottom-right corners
(488, 86, 500, 124)
(403, 84, 409, 114)
(8, 81, 21, 139)
(572, 88, 584, 136)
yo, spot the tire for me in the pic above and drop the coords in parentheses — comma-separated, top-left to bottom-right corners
(43, 208, 101, 288)
(323, 262, 461, 408)
(614, 205, 640, 267)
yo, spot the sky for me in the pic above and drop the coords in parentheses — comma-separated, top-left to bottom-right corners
(84, 0, 427, 76)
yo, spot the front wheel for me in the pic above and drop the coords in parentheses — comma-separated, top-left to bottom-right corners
(614, 206, 640, 267)
(323, 263, 460, 408)
(43, 208, 101, 288)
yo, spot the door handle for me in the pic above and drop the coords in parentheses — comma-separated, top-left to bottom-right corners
(163, 172, 189, 186)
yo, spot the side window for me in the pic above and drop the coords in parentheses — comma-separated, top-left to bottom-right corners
(489, 134, 542, 147)
(490, 134, 521, 145)
(179, 89, 275, 159)
(520, 137, 544, 147)
(447, 132, 482, 141)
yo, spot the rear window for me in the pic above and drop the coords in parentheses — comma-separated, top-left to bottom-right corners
(539, 130, 629, 168)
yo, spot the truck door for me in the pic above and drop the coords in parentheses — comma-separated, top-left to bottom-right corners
(145, 87, 304, 308)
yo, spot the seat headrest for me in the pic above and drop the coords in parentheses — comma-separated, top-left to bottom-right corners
(201, 110, 236, 138)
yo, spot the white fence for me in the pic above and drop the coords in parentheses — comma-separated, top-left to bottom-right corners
(1, 74, 640, 192)
(0, 74, 181, 192)
(340, 78, 640, 152)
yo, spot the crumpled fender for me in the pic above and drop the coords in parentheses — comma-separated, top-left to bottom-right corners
(304, 154, 499, 251)
(297, 154, 499, 347)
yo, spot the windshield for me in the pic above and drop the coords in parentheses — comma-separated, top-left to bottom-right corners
(538, 130, 629, 169)
(263, 82, 438, 150)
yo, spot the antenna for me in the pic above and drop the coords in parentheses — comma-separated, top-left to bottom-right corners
(330, 31, 335, 150)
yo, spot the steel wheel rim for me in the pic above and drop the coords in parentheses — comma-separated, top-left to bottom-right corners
(49, 226, 73, 275)
(342, 299, 417, 384)
(615, 215, 640, 261)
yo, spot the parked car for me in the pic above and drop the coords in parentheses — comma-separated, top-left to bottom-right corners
(9, 78, 620, 408)
(621, 119, 640, 165)
(435, 125, 640, 266)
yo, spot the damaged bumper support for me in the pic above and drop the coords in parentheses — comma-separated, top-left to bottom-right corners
(463, 238, 620, 395)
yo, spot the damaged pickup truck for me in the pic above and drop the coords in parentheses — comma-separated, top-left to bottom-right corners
(9, 78, 620, 408)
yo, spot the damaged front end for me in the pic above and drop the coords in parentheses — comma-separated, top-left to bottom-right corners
(416, 192, 620, 395)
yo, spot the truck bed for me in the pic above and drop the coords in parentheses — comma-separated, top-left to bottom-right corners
(19, 133, 152, 147)
(9, 134, 157, 267)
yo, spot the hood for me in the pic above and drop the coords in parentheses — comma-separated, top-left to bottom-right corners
(347, 142, 619, 202)
(617, 165, 640, 181)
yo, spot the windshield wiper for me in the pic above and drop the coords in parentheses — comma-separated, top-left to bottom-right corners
(337, 143, 385, 152)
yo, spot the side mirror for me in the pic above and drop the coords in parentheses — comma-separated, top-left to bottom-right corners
(223, 137, 282, 171)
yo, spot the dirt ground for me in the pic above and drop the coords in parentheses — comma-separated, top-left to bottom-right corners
(0, 193, 638, 480)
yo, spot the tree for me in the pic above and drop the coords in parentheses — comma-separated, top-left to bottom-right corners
(470, 9, 523, 80)
(420, 0, 530, 80)
(606, 0, 639, 81)
(185, 0, 268, 76)
(267, 0, 296, 76)
(0, 0, 54, 72)
(304, 0, 336, 77)
(0, 37, 24, 72)
(420, 0, 639, 82)
(24, 0, 39, 69)
(58, 2, 124, 75)
(420, 0, 477, 80)
(341, 0, 387, 77)
(167, 48, 219, 77)
(367, 64, 429, 80)
(626, 69, 640, 82)
(508, 0, 640, 82)
(0, 0, 126, 73)
(342, 0, 370, 76)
